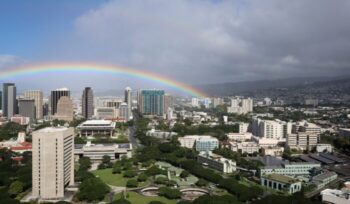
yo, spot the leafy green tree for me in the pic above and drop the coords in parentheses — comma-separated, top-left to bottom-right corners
(102, 155, 111, 164)
(77, 178, 110, 202)
(126, 179, 138, 188)
(155, 177, 168, 184)
(195, 179, 208, 187)
(158, 187, 182, 199)
(123, 170, 137, 178)
(137, 173, 148, 182)
(8, 181, 24, 196)
(79, 157, 91, 170)
(112, 166, 122, 174)
(145, 166, 166, 176)
(180, 170, 190, 178)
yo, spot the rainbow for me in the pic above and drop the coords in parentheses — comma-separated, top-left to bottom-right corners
(0, 63, 208, 97)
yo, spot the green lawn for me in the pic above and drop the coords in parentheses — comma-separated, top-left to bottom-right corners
(114, 192, 177, 204)
(92, 168, 149, 187)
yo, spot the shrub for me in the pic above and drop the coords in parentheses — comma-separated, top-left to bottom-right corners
(137, 173, 148, 182)
(123, 170, 137, 178)
(195, 179, 208, 187)
(158, 187, 182, 199)
(126, 179, 138, 188)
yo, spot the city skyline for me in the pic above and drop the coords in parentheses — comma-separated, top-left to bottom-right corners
(1, 0, 350, 91)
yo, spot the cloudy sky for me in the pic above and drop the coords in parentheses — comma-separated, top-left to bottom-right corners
(1, 0, 350, 93)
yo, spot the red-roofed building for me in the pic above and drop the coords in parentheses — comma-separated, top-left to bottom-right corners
(10, 142, 32, 153)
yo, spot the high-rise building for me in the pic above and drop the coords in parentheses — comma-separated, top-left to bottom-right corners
(24, 90, 43, 119)
(138, 90, 165, 116)
(0, 90, 2, 110)
(82, 87, 94, 119)
(53, 96, 74, 122)
(32, 127, 74, 199)
(124, 87, 132, 120)
(252, 118, 292, 139)
(50, 88, 70, 115)
(119, 102, 129, 121)
(164, 94, 173, 112)
(2, 83, 17, 118)
(18, 99, 36, 121)
(227, 97, 253, 114)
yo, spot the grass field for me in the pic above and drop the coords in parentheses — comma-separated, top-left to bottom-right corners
(92, 168, 149, 187)
(114, 192, 177, 204)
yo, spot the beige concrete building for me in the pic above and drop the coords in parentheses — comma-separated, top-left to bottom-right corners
(32, 127, 75, 200)
(24, 90, 43, 119)
(287, 132, 319, 150)
(53, 96, 74, 122)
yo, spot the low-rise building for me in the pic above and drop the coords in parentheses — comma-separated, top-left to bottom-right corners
(196, 137, 219, 152)
(262, 146, 284, 156)
(252, 136, 282, 147)
(95, 107, 117, 119)
(316, 144, 333, 153)
(229, 141, 259, 154)
(197, 151, 236, 173)
(10, 115, 30, 125)
(227, 132, 252, 141)
(261, 174, 302, 194)
(321, 188, 350, 204)
(257, 156, 321, 177)
(311, 171, 337, 190)
(74, 142, 132, 161)
(146, 129, 178, 140)
(178, 135, 219, 152)
(77, 120, 116, 137)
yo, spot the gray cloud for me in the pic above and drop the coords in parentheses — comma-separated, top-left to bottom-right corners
(22, 0, 350, 88)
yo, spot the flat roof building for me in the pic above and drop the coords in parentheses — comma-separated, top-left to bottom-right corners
(77, 120, 116, 137)
(74, 141, 132, 161)
(261, 174, 302, 194)
(197, 151, 236, 173)
(32, 127, 74, 200)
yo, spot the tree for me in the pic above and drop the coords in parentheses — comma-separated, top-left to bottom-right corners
(126, 179, 138, 188)
(79, 157, 91, 170)
(123, 170, 137, 178)
(158, 187, 182, 199)
(8, 181, 24, 196)
(102, 155, 111, 164)
(77, 177, 110, 201)
(195, 179, 208, 187)
(145, 166, 166, 176)
(112, 166, 122, 174)
(180, 170, 190, 178)
(137, 173, 148, 182)
(155, 177, 168, 184)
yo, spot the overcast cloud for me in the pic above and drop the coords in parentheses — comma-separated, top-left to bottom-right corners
(2, 0, 350, 91)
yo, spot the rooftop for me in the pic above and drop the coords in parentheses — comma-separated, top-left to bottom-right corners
(36, 127, 69, 133)
(264, 174, 299, 184)
(81, 120, 113, 125)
